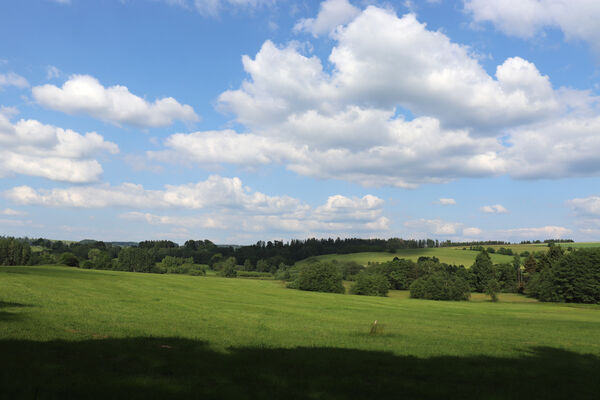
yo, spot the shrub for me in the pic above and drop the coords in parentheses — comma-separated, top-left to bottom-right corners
(292, 263, 345, 294)
(218, 257, 237, 278)
(350, 272, 389, 296)
(410, 271, 470, 301)
(58, 252, 79, 267)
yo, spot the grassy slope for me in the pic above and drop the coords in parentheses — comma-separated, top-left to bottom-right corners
(295, 242, 600, 267)
(296, 248, 515, 267)
(2, 266, 600, 399)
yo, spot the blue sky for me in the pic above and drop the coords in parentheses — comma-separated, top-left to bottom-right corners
(1, 0, 600, 244)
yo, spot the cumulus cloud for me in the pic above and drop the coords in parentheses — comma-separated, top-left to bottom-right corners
(0, 72, 29, 89)
(6, 174, 388, 235)
(148, 3, 600, 187)
(567, 196, 600, 216)
(294, 0, 361, 37)
(32, 74, 199, 128)
(481, 204, 508, 214)
(436, 198, 456, 205)
(4, 175, 301, 213)
(463, 227, 482, 236)
(0, 114, 118, 183)
(464, 0, 600, 51)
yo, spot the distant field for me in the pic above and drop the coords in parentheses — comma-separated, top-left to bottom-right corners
(296, 242, 600, 267)
(296, 248, 515, 267)
(1, 265, 599, 399)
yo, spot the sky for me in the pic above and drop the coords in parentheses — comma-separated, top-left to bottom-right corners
(1, 0, 600, 244)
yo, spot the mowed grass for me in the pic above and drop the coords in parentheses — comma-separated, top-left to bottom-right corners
(296, 247, 515, 267)
(2, 266, 600, 399)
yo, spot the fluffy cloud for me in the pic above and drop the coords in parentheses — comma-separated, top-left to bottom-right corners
(0, 72, 29, 89)
(464, 0, 600, 51)
(436, 198, 456, 205)
(463, 227, 482, 236)
(497, 225, 572, 238)
(147, 3, 600, 187)
(567, 196, 600, 216)
(481, 204, 508, 214)
(6, 174, 388, 235)
(0, 114, 118, 183)
(5, 175, 301, 213)
(32, 75, 199, 128)
(294, 0, 361, 37)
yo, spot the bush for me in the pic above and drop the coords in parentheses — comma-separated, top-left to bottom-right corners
(58, 252, 79, 267)
(218, 257, 237, 278)
(410, 271, 470, 301)
(291, 263, 345, 294)
(350, 272, 389, 296)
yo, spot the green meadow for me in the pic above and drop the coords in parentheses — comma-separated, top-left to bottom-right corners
(1, 265, 600, 399)
(295, 247, 515, 267)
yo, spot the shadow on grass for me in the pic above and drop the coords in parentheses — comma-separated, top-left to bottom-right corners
(0, 301, 29, 322)
(1, 338, 598, 399)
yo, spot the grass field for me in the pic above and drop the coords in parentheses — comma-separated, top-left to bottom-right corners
(296, 247, 515, 267)
(295, 242, 600, 268)
(1, 265, 600, 398)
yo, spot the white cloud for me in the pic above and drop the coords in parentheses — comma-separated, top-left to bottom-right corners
(32, 74, 199, 128)
(404, 218, 462, 235)
(0, 114, 118, 183)
(0, 72, 29, 89)
(481, 204, 508, 214)
(463, 227, 482, 236)
(151, 4, 600, 187)
(464, 0, 600, 51)
(1, 208, 27, 216)
(498, 225, 572, 238)
(6, 174, 388, 235)
(436, 198, 456, 205)
(5, 175, 301, 213)
(0, 106, 19, 119)
(567, 196, 600, 216)
(294, 0, 361, 37)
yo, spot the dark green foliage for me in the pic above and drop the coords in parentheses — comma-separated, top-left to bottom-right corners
(410, 271, 470, 301)
(291, 263, 344, 294)
(117, 247, 153, 273)
(495, 263, 518, 293)
(350, 272, 389, 296)
(337, 261, 365, 281)
(58, 252, 79, 267)
(369, 258, 417, 289)
(485, 279, 500, 302)
(0, 238, 32, 266)
(218, 257, 237, 278)
(534, 249, 600, 304)
(87, 249, 113, 270)
(471, 251, 495, 292)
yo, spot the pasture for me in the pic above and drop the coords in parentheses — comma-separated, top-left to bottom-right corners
(295, 247, 515, 267)
(1, 265, 599, 398)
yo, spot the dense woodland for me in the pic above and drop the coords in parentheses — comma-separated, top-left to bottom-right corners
(1, 236, 598, 304)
